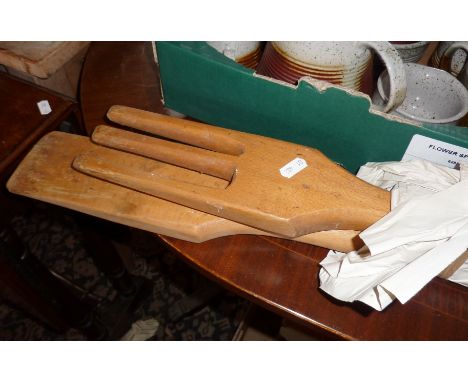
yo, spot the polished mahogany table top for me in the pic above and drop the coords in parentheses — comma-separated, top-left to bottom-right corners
(0, 72, 76, 176)
(80, 42, 468, 340)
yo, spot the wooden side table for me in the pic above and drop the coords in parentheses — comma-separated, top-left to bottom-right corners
(0, 71, 84, 228)
(0, 72, 112, 338)
(1, 71, 154, 339)
(0, 72, 82, 176)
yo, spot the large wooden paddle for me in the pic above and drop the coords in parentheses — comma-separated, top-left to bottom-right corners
(75, 105, 390, 238)
(7, 131, 364, 252)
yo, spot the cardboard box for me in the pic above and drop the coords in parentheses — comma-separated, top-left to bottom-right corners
(156, 41, 468, 173)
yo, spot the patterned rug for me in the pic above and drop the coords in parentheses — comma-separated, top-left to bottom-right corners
(0, 202, 250, 340)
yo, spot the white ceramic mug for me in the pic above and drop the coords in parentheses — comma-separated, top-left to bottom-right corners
(256, 41, 406, 112)
(373, 63, 468, 126)
(207, 41, 262, 69)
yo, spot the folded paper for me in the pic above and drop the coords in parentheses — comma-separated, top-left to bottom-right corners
(319, 160, 468, 310)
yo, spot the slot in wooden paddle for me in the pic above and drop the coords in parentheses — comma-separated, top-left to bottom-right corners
(75, 105, 391, 238)
(7, 131, 363, 252)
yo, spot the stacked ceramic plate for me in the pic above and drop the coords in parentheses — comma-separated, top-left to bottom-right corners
(236, 44, 263, 69)
(256, 42, 371, 91)
(207, 41, 263, 70)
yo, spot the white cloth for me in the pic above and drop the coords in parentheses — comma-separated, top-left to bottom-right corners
(120, 318, 159, 341)
(319, 160, 468, 310)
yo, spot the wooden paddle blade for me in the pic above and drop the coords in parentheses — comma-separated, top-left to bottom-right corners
(6, 131, 362, 252)
(103, 106, 391, 237)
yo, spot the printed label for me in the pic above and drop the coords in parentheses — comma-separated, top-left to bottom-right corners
(37, 100, 52, 115)
(402, 134, 468, 169)
(279, 157, 308, 178)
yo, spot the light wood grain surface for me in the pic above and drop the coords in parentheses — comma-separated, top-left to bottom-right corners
(7, 131, 362, 252)
(95, 105, 391, 237)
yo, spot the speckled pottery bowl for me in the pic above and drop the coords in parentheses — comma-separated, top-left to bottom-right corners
(207, 41, 263, 69)
(256, 41, 406, 112)
(430, 41, 468, 76)
(373, 63, 468, 126)
(391, 41, 429, 63)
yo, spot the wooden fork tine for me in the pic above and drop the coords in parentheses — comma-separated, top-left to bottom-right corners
(107, 105, 245, 156)
(92, 125, 237, 181)
(73, 150, 227, 210)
